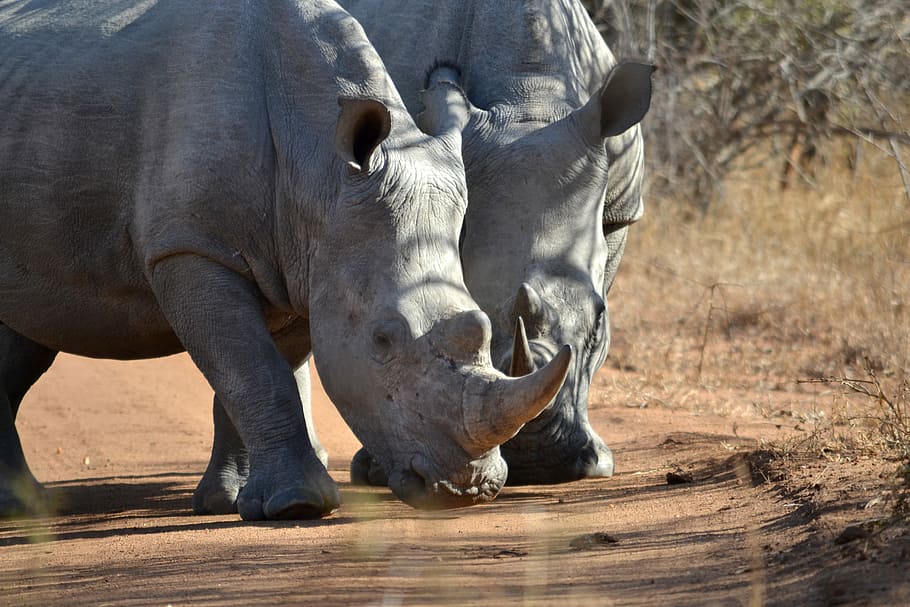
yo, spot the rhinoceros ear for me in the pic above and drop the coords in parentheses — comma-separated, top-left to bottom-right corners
(577, 61, 656, 140)
(335, 97, 392, 173)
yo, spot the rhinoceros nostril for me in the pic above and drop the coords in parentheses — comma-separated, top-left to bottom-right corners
(392, 468, 429, 506)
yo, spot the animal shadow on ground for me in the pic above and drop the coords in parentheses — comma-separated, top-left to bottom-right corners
(0, 473, 359, 547)
(45, 472, 198, 516)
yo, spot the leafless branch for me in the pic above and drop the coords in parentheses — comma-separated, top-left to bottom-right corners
(583, 0, 910, 208)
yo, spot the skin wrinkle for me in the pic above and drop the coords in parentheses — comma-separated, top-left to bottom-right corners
(308, 127, 523, 503)
(361, 155, 469, 335)
(468, 125, 601, 314)
(6, 0, 563, 516)
(412, 193, 432, 317)
(378, 397, 439, 486)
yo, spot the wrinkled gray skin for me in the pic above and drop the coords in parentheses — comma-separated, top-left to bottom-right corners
(0, 0, 572, 519)
(338, 0, 653, 485)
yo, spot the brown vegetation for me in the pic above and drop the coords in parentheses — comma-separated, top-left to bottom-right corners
(586, 0, 910, 209)
(586, 2, 910, 489)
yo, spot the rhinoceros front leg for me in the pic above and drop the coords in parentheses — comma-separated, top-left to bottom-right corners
(150, 255, 338, 520)
(193, 396, 249, 515)
(195, 357, 328, 514)
(0, 324, 57, 517)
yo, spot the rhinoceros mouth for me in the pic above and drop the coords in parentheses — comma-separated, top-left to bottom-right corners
(388, 453, 506, 510)
(433, 478, 502, 500)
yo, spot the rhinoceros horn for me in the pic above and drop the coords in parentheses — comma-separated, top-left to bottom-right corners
(416, 67, 470, 138)
(513, 282, 550, 339)
(509, 317, 537, 377)
(462, 345, 572, 454)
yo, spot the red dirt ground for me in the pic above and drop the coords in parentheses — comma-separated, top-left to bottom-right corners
(1, 353, 908, 606)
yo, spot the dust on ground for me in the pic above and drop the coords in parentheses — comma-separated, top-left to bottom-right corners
(1, 347, 907, 606)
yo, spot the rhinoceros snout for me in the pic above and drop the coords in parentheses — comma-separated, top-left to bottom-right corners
(574, 436, 614, 479)
(503, 428, 614, 485)
(388, 455, 506, 510)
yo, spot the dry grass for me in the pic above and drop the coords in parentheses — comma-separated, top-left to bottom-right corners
(794, 366, 910, 515)
(610, 139, 909, 390)
(604, 139, 910, 515)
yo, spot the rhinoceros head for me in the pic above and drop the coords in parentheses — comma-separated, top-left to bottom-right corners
(308, 91, 571, 508)
(434, 62, 654, 484)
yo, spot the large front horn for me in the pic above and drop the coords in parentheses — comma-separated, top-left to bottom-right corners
(509, 317, 537, 377)
(462, 345, 572, 454)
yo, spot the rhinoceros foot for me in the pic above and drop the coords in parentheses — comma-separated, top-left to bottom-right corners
(0, 472, 47, 519)
(502, 426, 614, 486)
(193, 434, 249, 515)
(314, 445, 329, 468)
(236, 447, 339, 520)
(195, 394, 329, 515)
(193, 472, 243, 515)
(349, 447, 388, 486)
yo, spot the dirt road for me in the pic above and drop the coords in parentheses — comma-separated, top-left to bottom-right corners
(1, 353, 908, 606)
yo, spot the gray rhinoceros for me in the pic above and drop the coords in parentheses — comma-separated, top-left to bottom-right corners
(0, 0, 572, 520)
(335, 0, 654, 485)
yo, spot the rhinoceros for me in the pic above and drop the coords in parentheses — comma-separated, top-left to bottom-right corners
(0, 0, 572, 520)
(331, 0, 654, 485)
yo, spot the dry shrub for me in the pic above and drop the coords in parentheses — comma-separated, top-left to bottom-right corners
(586, 0, 910, 525)
(611, 140, 910, 390)
(788, 366, 910, 519)
(586, 0, 910, 210)
(607, 142, 910, 515)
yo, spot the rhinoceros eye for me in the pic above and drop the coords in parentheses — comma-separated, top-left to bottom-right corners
(370, 319, 407, 364)
(373, 331, 392, 349)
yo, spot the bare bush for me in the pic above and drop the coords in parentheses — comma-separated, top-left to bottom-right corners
(796, 363, 910, 517)
(585, 0, 910, 209)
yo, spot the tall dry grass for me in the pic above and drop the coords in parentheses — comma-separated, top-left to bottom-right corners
(602, 140, 910, 507)
(609, 141, 909, 392)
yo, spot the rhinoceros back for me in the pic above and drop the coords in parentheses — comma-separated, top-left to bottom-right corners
(0, 0, 402, 358)
(0, 2, 274, 355)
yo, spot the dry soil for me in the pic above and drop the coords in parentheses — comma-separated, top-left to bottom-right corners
(1, 352, 908, 606)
